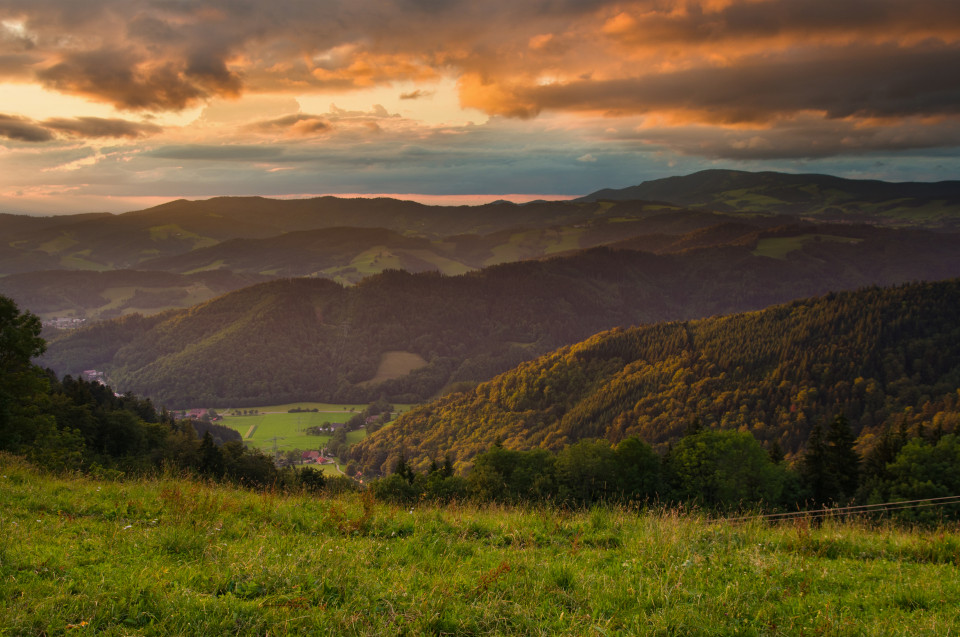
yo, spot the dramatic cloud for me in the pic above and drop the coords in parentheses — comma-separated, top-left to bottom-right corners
(620, 115, 960, 160)
(510, 44, 960, 123)
(37, 49, 226, 111)
(8, 0, 958, 122)
(1, 0, 960, 210)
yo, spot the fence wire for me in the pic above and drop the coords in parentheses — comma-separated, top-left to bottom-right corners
(726, 494, 960, 523)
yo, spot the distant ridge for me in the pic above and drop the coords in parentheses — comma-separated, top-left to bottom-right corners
(577, 169, 960, 228)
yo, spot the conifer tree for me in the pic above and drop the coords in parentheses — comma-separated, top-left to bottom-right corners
(802, 414, 861, 505)
(394, 450, 415, 484)
(198, 431, 225, 478)
(827, 414, 859, 500)
(801, 421, 839, 505)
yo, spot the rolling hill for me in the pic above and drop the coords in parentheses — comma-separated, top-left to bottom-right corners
(350, 279, 960, 475)
(40, 222, 960, 408)
(579, 169, 960, 229)
(0, 269, 271, 321)
(7, 168, 960, 282)
(0, 197, 689, 275)
(133, 211, 780, 282)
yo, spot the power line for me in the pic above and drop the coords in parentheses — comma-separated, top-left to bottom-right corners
(726, 494, 960, 523)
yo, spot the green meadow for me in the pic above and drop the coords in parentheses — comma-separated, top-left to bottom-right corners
(218, 403, 411, 453)
(2, 454, 960, 636)
(752, 234, 863, 259)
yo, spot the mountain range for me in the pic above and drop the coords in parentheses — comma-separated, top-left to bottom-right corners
(4, 169, 960, 323)
(40, 222, 960, 407)
(5, 169, 959, 427)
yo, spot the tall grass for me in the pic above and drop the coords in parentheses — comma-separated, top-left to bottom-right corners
(2, 453, 959, 635)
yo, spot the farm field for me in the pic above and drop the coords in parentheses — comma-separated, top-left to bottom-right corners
(3, 455, 960, 636)
(218, 403, 412, 453)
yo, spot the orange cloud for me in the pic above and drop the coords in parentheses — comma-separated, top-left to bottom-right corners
(246, 113, 332, 138)
(2, 0, 959, 161)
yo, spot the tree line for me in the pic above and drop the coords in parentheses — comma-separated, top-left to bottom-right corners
(370, 415, 960, 522)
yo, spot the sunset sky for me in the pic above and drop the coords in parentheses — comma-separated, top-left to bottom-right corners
(1, 0, 959, 214)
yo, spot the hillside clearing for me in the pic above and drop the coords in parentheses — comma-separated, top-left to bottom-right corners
(361, 351, 429, 386)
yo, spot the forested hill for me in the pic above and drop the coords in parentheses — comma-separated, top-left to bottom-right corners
(351, 279, 960, 475)
(42, 225, 960, 408)
(579, 169, 960, 229)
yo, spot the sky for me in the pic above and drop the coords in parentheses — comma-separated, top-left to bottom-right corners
(1, 0, 959, 215)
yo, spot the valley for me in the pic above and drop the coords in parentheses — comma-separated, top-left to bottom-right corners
(4, 3, 960, 632)
(4, 170, 960, 634)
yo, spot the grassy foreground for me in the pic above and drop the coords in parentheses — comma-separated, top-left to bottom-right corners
(2, 455, 959, 636)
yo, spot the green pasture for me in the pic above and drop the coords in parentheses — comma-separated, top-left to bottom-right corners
(183, 259, 226, 274)
(406, 248, 472, 275)
(347, 246, 403, 276)
(485, 228, 586, 266)
(59, 251, 110, 271)
(4, 454, 960, 636)
(39, 234, 79, 255)
(713, 189, 788, 210)
(218, 403, 412, 453)
(542, 227, 585, 255)
(147, 224, 217, 249)
(752, 233, 863, 259)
